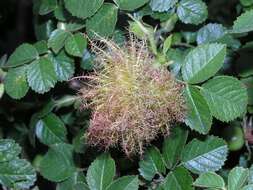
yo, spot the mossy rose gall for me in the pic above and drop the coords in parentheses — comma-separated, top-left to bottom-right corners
(79, 36, 186, 156)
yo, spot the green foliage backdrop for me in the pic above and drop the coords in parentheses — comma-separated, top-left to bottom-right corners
(0, 0, 253, 189)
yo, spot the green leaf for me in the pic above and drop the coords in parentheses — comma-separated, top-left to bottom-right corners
(193, 172, 225, 189)
(0, 54, 7, 66)
(64, 0, 104, 19)
(240, 0, 253, 6)
(65, 33, 87, 57)
(49, 50, 75, 82)
(34, 40, 48, 55)
(114, 0, 149, 11)
(182, 32, 196, 45)
(53, 1, 71, 21)
(182, 43, 226, 84)
(35, 113, 67, 146)
(162, 126, 188, 168)
(217, 34, 241, 50)
(112, 29, 126, 47)
(6, 43, 38, 67)
(34, 19, 55, 41)
(0, 83, 3, 99)
(107, 176, 139, 190)
(163, 34, 173, 55)
(39, 143, 75, 182)
(0, 159, 36, 189)
(150, 0, 178, 12)
(197, 23, 226, 45)
(55, 95, 77, 109)
(48, 29, 70, 53)
(64, 19, 86, 32)
(56, 172, 86, 190)
(232, 10, 253, 33)
(81, 50, 94, 71)
(201, 76, 248, 122)
(228, 167, 249, 190)
(37, 100, 56, 118)
(249, 165, 253, 184)
(0, 139, 21, 162)
(86, 3, 118, 38)
(39, 0, 57, 15)
(241, 77, 253, 105)
(72, 128, 86, 154)
(27, 57, 57, 94)
(87, 153, 115, 190)
(159, 167, 194, 190)
(177, 0, 208, 25)
(4, 65, 29, 99)
(74, 182, 90, 190)
(139, 147, 166, 181)
(167, 49, 186, 76)
(242, 185, 253, 190)
(128, 20, 154, 40)
(184, 85, 212, 134)
(0, 68, 5, 78)
(181, 136, 228, 174)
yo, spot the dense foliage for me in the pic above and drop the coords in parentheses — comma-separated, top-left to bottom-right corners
(0, 0, 253, 189)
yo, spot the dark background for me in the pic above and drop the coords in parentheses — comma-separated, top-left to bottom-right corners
(0, 0, 34, 56)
